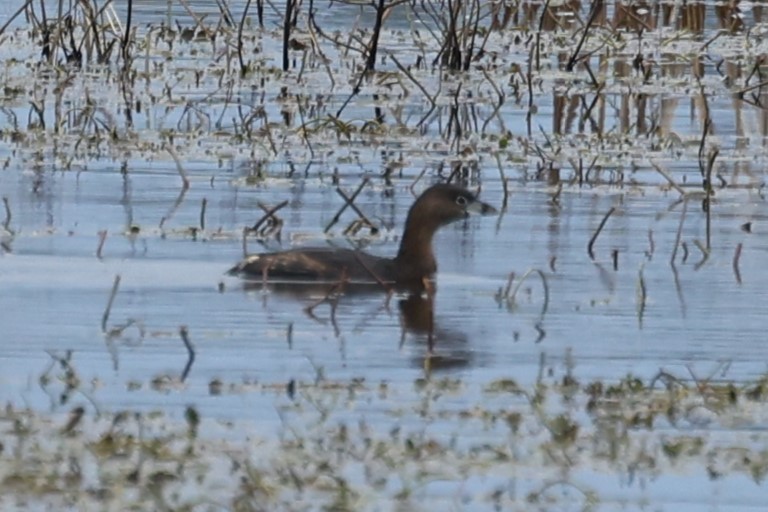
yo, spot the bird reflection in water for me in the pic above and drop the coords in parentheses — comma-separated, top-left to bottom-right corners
(396, 293, 473, 372)
(238, 280, 473, 371)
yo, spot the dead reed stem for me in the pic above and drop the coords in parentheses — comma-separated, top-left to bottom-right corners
(480, 68, 506, 133)
(693, 239, 709, 270)
(161, 187, 189, 229)
(165, 143, 190, 190)
(551, 183, 563, 205)
(526, 37, 535, 137)
(448, 83, 463, 151)
(282, 0, 295, 71)
(238, 0, 253, 75)
(409, 168, 427, 196)
(587, 206, 616, 260)
(565, 0, 600, 71)
(199, 198, 207, 231)
(670, 263, 687, 318)
(636, 263, 646, 328)
(121, 0, 133, 62)
(502, 272, 515, 299)
(250, 199, 288, 233)
(647, 229, 655, 260)
(286, 322, 293, 349)
(697, 118, 711, 177)
(736, 79, 768, 96)
(389, 54, 438, 127)
(324, 178, 369, 233)
(535, 0, 551, 71)
(101, 274, 121, 333)
(704, 153, 718, 252)
(177, 0, 213, 39)
(304, 269, 348, 324)
(96, 230, 107, 259)
(2, 197, 13, 234)
(254, 201, 284, 239)
(733, 243, 743, 284)
(507, 268, 549, 323)
(0, 0, 31, 39)
(335, 69, 369, 119)
(214, 0, 235, 26)
(179, 325, 196, 382)
(670, 199, 688, 266)
(649, 161, 686, 196)
(295, 95, 315, 158)
(336, 188, 376, 230)
(366, 0, 387, 71)
(256, 0, 264, 26)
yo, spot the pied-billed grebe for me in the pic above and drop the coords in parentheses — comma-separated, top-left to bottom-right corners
(227, 183, 497, 289)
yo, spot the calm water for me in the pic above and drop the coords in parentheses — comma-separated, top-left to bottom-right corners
(2, 170, 766, 407)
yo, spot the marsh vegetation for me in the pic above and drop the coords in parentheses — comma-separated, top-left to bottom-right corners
(2, 0, 768, 509)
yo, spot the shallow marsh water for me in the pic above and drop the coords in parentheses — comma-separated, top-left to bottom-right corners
(1, 0, 768, 510)
(4, 174, 767, 403)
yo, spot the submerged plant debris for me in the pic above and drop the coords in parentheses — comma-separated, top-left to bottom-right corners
(3, 371, 768, 511)
(1, 0, 767, 188)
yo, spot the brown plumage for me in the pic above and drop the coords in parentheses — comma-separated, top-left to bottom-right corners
(227, 183, 496, 290)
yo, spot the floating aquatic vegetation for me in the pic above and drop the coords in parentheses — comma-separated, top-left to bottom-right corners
(3, 368, 768, 510)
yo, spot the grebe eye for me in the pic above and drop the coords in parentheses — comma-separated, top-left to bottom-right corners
(455, 195, 468, 206)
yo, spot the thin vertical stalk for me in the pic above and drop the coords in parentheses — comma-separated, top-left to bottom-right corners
(238, 0, 252, 76)
(282, 0, 295, 71)
(122, 0, 133, 61)
(366, 0, 387, 71)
